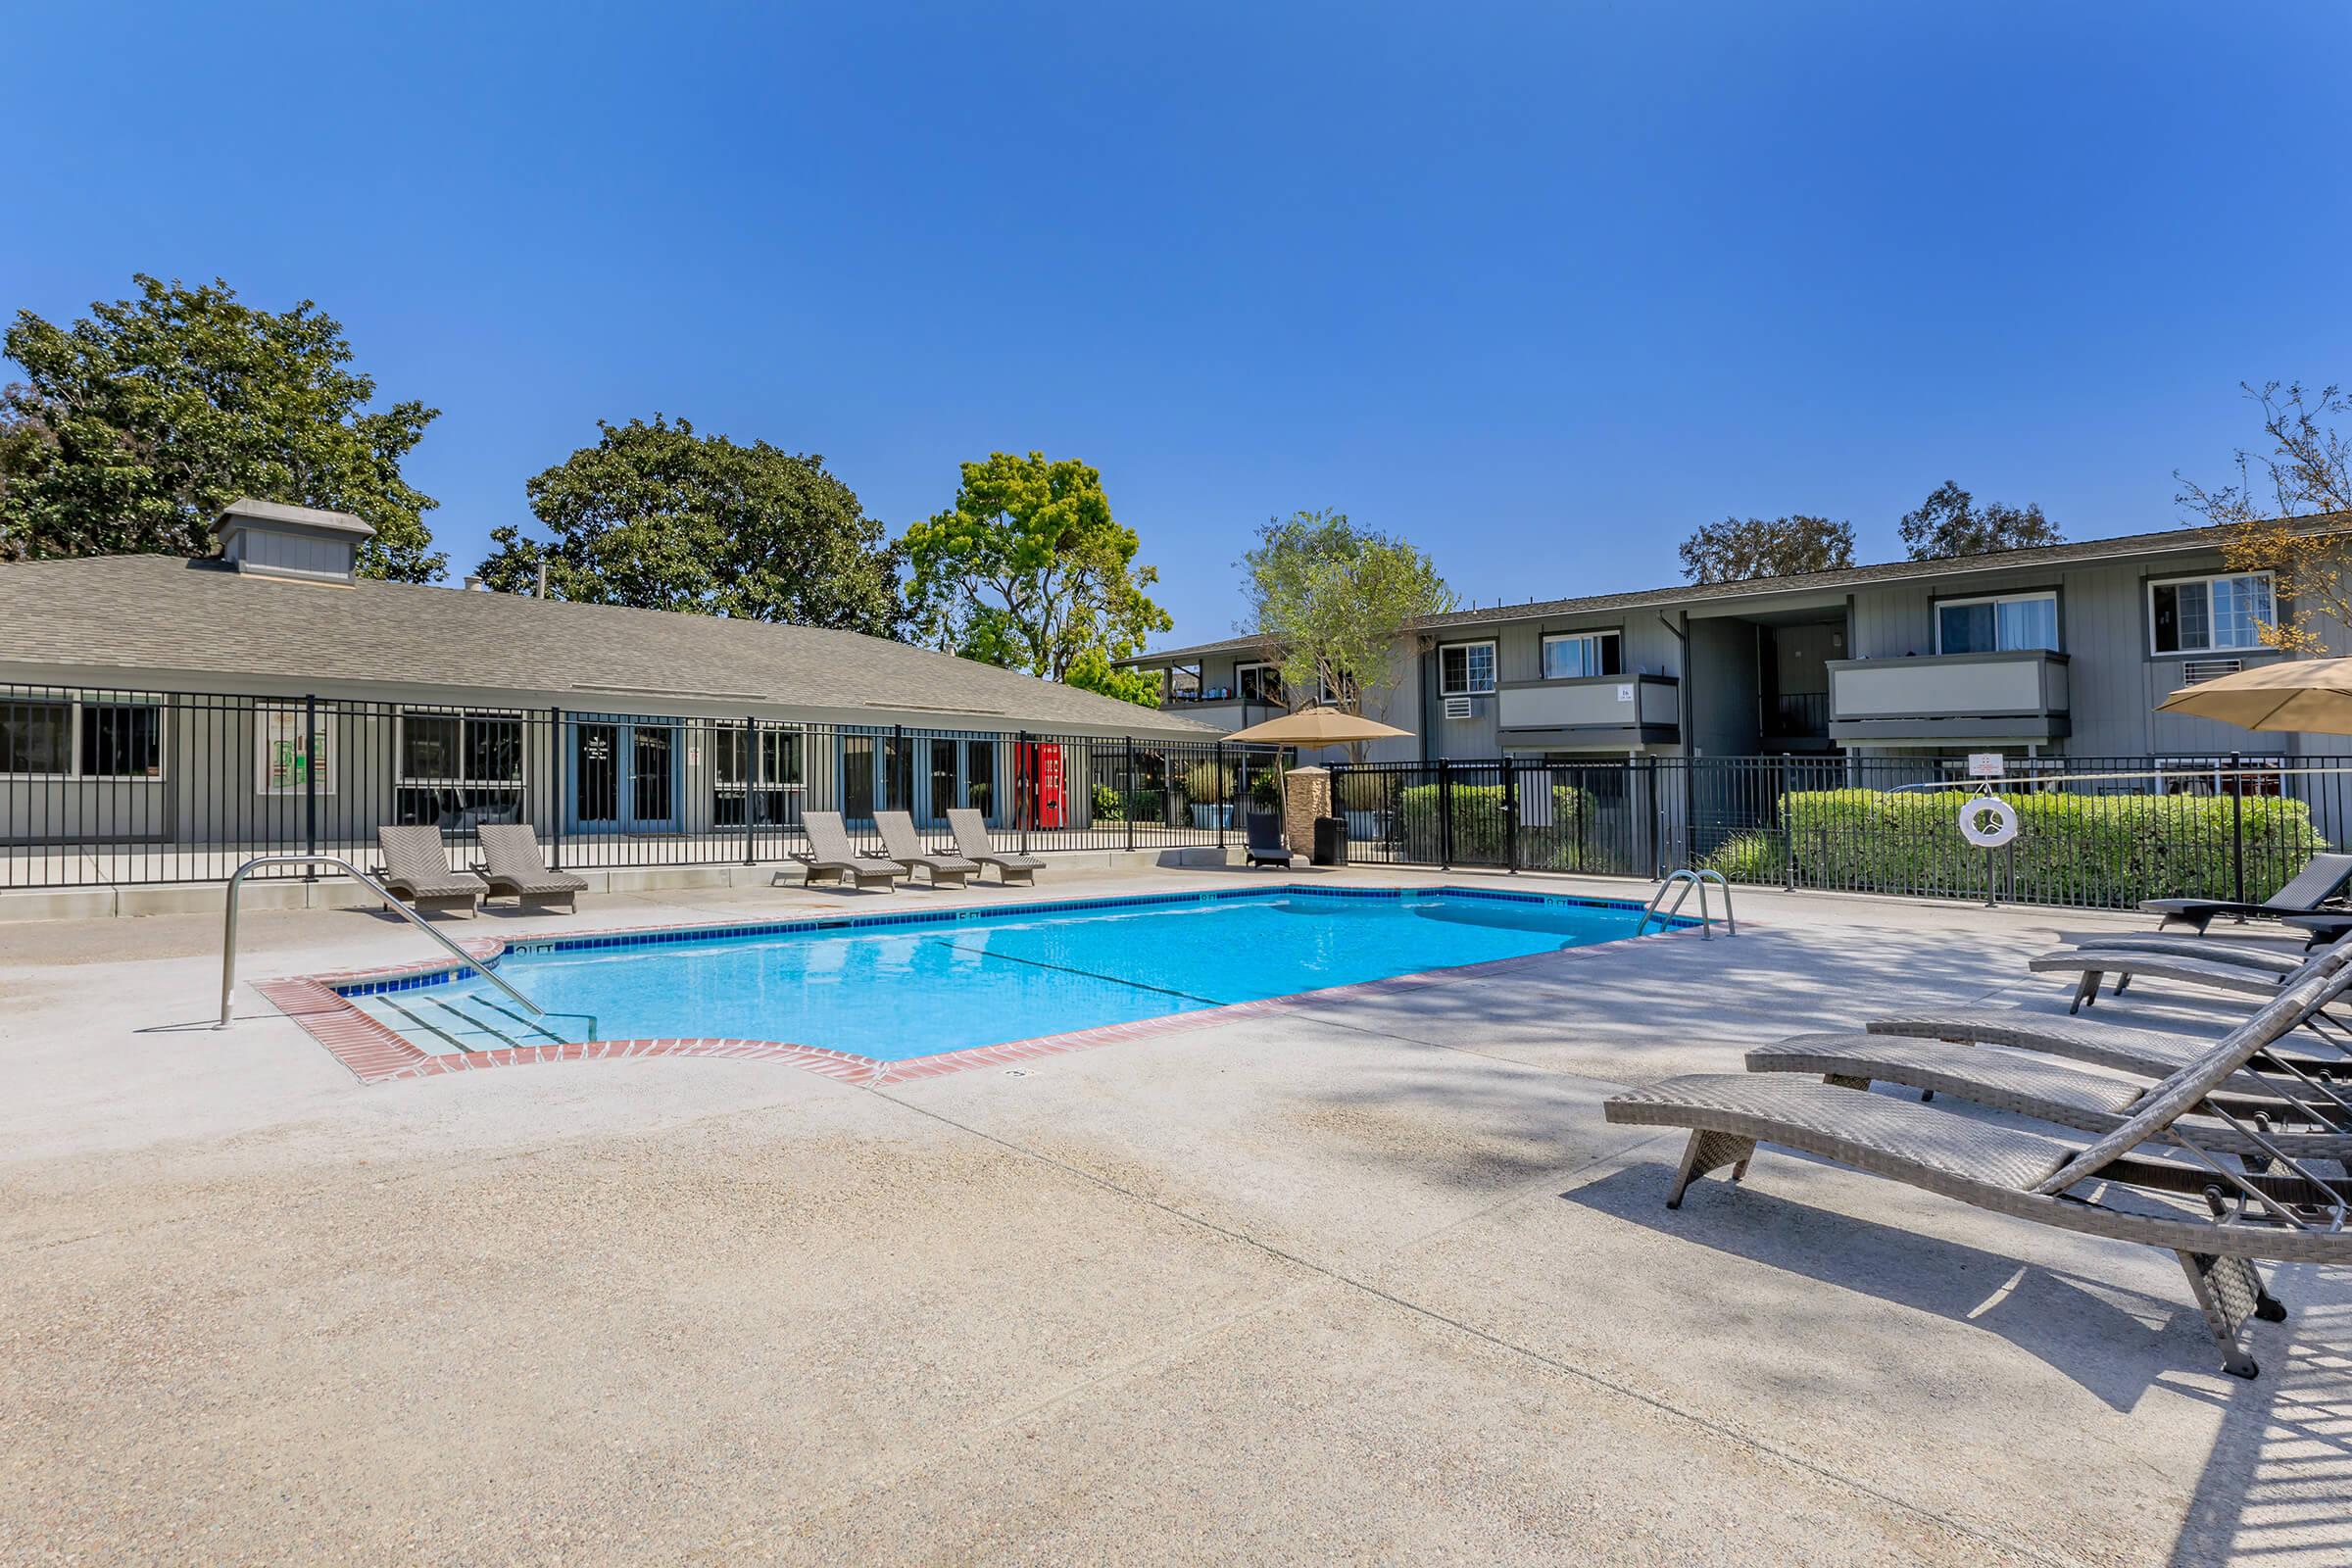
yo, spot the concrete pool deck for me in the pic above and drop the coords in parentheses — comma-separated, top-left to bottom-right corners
(2, 864, 2345, 1564)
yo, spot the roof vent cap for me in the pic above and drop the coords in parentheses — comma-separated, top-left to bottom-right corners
(214, 498, 373, 583)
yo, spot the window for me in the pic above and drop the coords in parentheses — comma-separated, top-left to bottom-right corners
(1236, 662, 1284, 704)
(1540, 631, 1624, 680)
(2, 698, 164, 779)
(713, 724, 804, 826)
(1, 700, 72, 775)
(2151, 572, 2276, 655)
(1936, 592, 2059, 656)
(1438, 641, 1496, 697)
(843, 734, 876, 820)
(1167, 663, 1202, 702)
(395, 709, 523, 827)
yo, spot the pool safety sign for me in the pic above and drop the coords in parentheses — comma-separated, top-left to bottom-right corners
(259, 709, 333, 795)
(1967, 753, 2005, 778)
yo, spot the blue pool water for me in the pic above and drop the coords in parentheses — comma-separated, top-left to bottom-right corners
(348, 887, 1680, 1061)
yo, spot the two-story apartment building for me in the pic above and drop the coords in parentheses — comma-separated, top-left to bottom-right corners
(1122, 521, 2352, 767)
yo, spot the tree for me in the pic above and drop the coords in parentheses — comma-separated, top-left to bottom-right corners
(1241, 509, 1456, 755)
(1897, 481, 2063, 560)
(0, 273, 443, 579)
(902, 451, 1170, 679)
(1677, 514, 1855, 584)
(476, 416, 903, 636)
(2178, 381, 2352, 654)
(1062, 646, 1164, 709)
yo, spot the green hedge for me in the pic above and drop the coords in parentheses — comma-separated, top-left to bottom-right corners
(1396, 782, 1597, 869)
(1698, 787, 2327, 906)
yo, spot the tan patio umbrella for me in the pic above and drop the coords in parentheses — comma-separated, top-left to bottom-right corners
(1221, 706, 1413, 746)
(2156, 657, 2352, 734)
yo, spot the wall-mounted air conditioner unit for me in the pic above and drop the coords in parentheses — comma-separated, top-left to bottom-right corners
(2181, 659, 2243, 686)
(1442, 695, 1478, 719)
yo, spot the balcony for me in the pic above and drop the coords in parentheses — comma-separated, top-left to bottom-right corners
(1496, 674, 1680, 750)
(1157, 693, 1287, 733)
(1827, 651, 2071, 744)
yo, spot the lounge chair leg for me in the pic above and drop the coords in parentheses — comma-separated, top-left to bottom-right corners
(2114, 973, 2132, 997)
(1665, 1130, 1757, 1208)
(2177, 1250, 2269, 1379)
(2069, 972, 2100, 1014)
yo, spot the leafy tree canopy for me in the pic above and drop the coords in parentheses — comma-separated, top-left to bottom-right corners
(476, 416, 903, 636)
(2180, 380, 2352, 654)
(1242, 509, 1455, 728)
(1897, 480, 2062, 560)
(1678, 514, 1855, 584)
(0, 273, 443, 579)
(1062, 646, 1164, 709)
(903, 451, 1169, 679)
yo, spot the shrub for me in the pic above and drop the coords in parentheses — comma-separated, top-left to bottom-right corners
(1249, 768, 1284, 811)
(1183, 759, 1236, 803)
(1091, 782, 1126, 821)
(1334, 770, 1389, 812)
(1396, 781, 1596, 868)
(1698, 786, 2328, 904)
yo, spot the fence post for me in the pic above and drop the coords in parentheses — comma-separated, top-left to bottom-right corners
(549, 706, 565, 869)
(2230, 750, 2245, 905)
(1216, 742, 1228, 852)
(1124, 735, 1136, 853)
(745, 715, 760, 866)
(1018, 731, 1032, 857)
(1782, 756, 1795, 892)
(1645, 756, 1661, 877)
(303, 694, 319, 880)
(1439, 759, 1454, 869)
(1502, 760, 1518, 874)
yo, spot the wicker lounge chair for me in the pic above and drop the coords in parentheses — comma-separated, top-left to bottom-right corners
(1865, 1005, 2352, 1089)
(472, 824, 587, 912)
(874, 810, 978, 888)
(374, 824, 486, 917)
(2140, 852, 2352, 933)
(2027, 942, 2334, 1012)
(794, 811, 905, 891)
(1604, 956, 2352, 1378)
(946, 809, 1045, 886)
(1244, 811, 1292, 869)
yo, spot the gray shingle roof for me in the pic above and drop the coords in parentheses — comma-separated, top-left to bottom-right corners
(1121, 519, 2344, 664)
(217, 498, 375, 536)
(0, 555, 1215, 735)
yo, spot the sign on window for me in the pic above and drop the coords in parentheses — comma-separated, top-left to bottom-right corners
(259, 709, 333, 795)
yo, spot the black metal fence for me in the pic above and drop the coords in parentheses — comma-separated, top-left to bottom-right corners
(1330, 753, 2350, 912)
(7, 677, 2344, 916)
(0, 682, 1289, 889)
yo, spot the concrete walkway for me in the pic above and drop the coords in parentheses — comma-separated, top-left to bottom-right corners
(2, 867, 2344, 1564)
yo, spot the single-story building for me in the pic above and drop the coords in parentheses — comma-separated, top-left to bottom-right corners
(0, 501, 1226, 884)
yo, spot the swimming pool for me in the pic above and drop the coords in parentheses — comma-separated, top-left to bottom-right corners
(343, 886, 1686, 1062)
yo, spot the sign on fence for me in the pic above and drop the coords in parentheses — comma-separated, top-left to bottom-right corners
(1967, 753, 2005, 779)
(258, 709, 332, 796)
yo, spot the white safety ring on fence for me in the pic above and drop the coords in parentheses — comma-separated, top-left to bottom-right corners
(1957, 796, 2020, 849)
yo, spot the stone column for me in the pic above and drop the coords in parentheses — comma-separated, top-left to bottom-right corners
(1283, 766, 1331, 856)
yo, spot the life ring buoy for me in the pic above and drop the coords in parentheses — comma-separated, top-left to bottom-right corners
(1958, 796, 2020, 849)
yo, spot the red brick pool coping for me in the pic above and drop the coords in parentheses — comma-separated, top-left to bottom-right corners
(256, 906, 1714, 1087)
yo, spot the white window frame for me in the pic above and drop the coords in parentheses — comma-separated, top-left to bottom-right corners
(2148, 570, 2277, 657)
(1236, 662, 1285, 705)
(0, 695, 168, 783)
(1540, 630, 1624, 680)
(1933, 590, 2061, 656)
(1438, 640, 1497, 697)
(393, 707, 526, 789)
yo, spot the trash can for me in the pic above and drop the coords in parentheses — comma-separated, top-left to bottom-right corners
(1312, 815, 1348, 866)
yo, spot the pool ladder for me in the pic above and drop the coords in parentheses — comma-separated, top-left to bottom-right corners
(215, 853, 593, 1043)
(1639, 869, 1736, 940)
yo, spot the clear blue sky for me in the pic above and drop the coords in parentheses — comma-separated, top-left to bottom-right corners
(5, 3, 2346, 650)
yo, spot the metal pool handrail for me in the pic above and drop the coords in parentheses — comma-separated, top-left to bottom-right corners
(217, 854, 544, 1030)
(1640, 868, 1736, 939)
